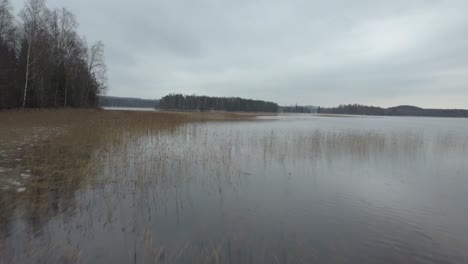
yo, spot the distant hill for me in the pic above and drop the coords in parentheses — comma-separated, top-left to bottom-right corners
(98, 96, 158, 108)
(318, 104, 468, 118)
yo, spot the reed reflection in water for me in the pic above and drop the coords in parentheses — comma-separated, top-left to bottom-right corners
(2, 114, 468, 263)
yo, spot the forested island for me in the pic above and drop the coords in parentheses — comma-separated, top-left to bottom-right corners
(280, 105, 317, 113)
(318, 104, 468, 118)
(101, 94, 467, 118)
(98, 96, 158, 108)
(158, 94, 279, 112)
(0, 0, 107, 109)
(100, 94, 318, 113)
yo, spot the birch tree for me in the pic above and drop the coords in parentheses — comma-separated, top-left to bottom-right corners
(19, 0, 47, 108)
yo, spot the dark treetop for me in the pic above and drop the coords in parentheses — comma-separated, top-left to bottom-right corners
(98, 96, 158, 108)
(158, 94, 279, 113)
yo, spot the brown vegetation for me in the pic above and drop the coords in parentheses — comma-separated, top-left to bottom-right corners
(0, 109, 259, 188)
(0, 110, 257, 214)
(0, 109, 265, 262)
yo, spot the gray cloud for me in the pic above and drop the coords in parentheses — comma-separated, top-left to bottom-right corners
(12, 0, 468, 107)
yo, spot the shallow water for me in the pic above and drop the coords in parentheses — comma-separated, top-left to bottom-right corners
(102, 107, 158, 111)
(2, 114, 468, 263)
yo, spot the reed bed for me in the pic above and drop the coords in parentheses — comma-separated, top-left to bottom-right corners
(0, 109, 264, 263)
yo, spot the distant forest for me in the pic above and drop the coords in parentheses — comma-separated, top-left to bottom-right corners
(0, 0, 107, 109)
(158, 94, 279, 112)
(318, 104, 468, 118)
(280, 105, 317, 113)
(99, 96, 158, 108)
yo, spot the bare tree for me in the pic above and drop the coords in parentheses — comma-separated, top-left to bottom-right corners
(19, 0, 47, 108)
(56, 8, 78, 107)
(0, 0, 14, 40)
(83, 40, 107, 105)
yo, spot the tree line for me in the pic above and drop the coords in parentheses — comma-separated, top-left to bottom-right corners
(280, 105, 317, 113)
(98, 96, 158, 108)
(0, 0, 107, 109)
(318, 104, 468, 118)
(158, 94, 279, 112)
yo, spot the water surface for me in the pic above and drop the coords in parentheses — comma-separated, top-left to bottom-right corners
(2, 114, 468, 263)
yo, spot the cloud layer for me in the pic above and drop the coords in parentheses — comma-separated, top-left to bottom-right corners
(12, 0, 468, 107)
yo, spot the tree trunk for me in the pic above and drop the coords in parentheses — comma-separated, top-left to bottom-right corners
(22, 42, 31, 108)
(64, 71, 67, 107)
(54, 78, 58, 107)
(80, 79, 88, 107)
(84, 82, 90, 106)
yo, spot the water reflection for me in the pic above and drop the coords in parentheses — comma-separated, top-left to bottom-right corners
(2, 115, 468, 263)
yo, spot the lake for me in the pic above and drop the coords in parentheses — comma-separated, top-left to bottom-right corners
(1, 112, 468, 263)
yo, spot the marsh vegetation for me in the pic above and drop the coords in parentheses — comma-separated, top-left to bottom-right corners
(1, 110, 468, 263)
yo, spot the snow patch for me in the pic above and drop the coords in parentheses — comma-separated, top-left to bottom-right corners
(17, 187, 26, 193)
(9, 180, 21, 186)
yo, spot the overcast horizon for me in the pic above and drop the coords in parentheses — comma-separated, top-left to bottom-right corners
(11, 0, 468, 108)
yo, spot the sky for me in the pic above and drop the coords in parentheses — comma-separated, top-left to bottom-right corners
(11, 0, 468, 108)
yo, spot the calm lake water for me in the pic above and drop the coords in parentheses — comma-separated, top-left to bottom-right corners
(2, 114, 468, 263)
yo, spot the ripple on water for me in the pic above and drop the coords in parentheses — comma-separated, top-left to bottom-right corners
(1, 115, 468, 263)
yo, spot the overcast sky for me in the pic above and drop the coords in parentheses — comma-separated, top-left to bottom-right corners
(11, 0, 468, 108)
